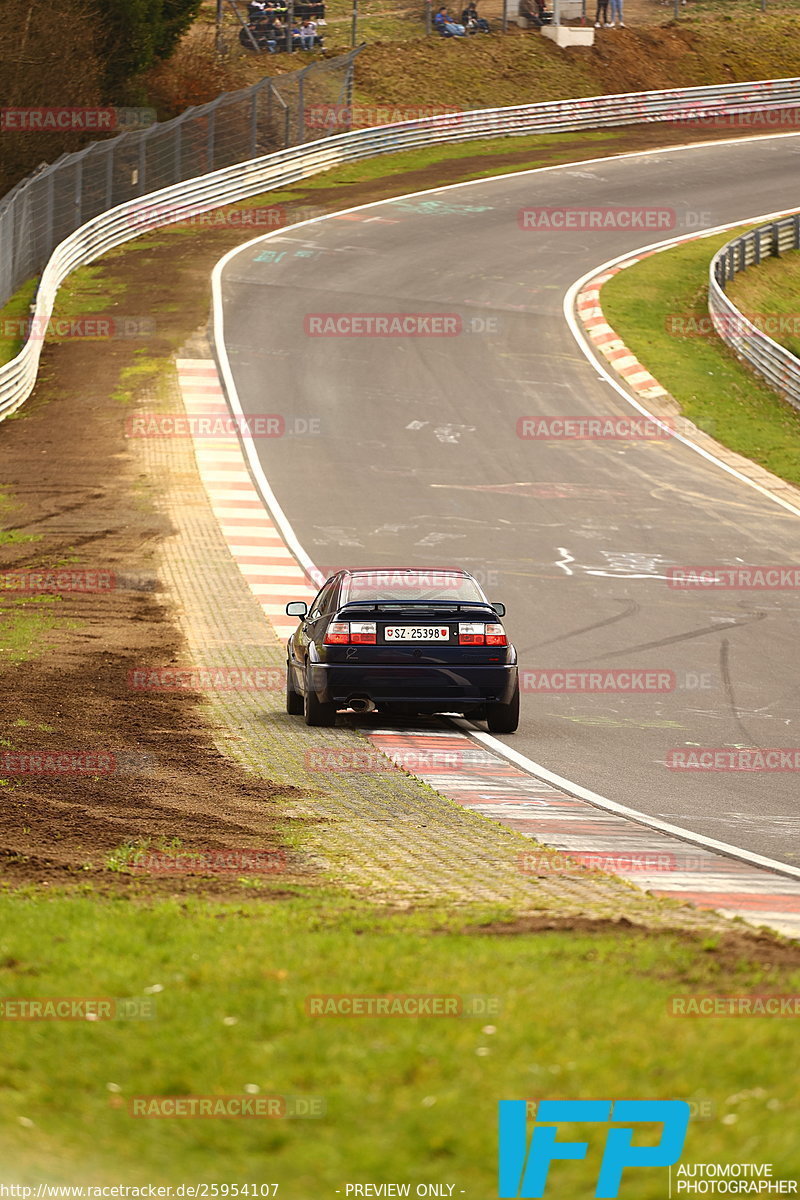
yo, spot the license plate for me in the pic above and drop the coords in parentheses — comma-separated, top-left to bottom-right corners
(384, 626, 450, 641)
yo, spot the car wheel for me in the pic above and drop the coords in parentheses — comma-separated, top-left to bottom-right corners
(486, 680, 520, 734)
(303, 673, 337, 727)
(286, 659, 304, 715)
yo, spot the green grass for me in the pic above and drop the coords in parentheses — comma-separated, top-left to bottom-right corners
(296, 128, 615, 188)
(0, 277, 38, 367)
(0, 890, 797, 1186)
(727, 247, 800, 360)
(0, 597, 62, 665)
(601, 229, 800, 487)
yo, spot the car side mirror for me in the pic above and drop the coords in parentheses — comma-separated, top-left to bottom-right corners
(286, 601, 308, 617)
(491, 602, 506, 617)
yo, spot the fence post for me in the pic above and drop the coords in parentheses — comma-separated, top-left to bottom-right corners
(771, 221, 780, 256)
(297, 70, 306, 145)
(105, 143, 115, 209)
(46, 167, 56, 255)
(208, 107, 216, 172)
(175, 119, 183, 184)
(251, 91, 259, 156)
(74, 157, 83, 227)
(138, 130, 147, 195)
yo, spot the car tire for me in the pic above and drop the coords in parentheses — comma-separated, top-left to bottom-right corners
(303, 674, 337, 727)
(286, 659, 304, 715)
(486, 680, 520, 734)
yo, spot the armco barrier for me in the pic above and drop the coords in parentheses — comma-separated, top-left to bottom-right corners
(3, 76, 800, 422)
(708, 213, 800, 412)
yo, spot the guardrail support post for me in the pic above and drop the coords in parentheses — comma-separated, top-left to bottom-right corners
(771, 221, 780, 257)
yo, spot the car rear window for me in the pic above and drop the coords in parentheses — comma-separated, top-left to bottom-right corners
(342, 570, 485, 604)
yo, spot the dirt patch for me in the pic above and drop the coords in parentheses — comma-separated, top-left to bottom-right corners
(455, 916, 800, 965)
(0, 123, 788, 908)
(0, 240, 318, 895)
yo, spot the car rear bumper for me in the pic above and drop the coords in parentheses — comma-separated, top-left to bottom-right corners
(307, 662, 518, 711)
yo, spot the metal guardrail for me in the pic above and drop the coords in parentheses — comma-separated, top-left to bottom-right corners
(4, 75, 800, 422)
(0, 50, 361, 312)
(708, 214, 800, 412)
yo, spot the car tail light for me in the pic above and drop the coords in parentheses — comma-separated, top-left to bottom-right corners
(458, 622, 508, 646)
(350, 621, 376, 645)
(323, 621, 377, 645)
(485, 623, 508, 646)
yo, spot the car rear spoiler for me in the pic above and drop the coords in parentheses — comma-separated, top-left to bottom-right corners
(337, 600, 499, 614)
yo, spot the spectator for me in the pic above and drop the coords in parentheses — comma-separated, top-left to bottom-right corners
(291, 20, 303, 48)
(300, 17, 317, 47)
(262, 18, 279, 50)
(594, 0, 611, 24)
(461, 1, 490, 31)
(519, 0, 547, 25)
(609, 0, 624, 23)
(434, 5, 467, 35)
(247, 0, 266, 16)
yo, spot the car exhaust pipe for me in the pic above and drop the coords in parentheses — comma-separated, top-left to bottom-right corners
(348, 696, 375, 714)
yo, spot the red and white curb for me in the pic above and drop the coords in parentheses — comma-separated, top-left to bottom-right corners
(176, 359, 316, 640)
(576, 256, 670, 401)
(174, 356, 800, 940)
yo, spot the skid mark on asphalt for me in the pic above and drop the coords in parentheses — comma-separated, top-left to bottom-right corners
(178, 358, 800, 938)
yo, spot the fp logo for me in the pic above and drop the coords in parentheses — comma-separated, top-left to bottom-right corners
(498, 1099, 690, 1198)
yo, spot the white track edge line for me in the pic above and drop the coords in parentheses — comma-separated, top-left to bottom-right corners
(564, 216, 800, 519)
(458, 725, 800, 883)
(210, 135, 800, 886)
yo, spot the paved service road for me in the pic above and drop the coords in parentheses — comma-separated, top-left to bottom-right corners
(218, 135, 800, 867)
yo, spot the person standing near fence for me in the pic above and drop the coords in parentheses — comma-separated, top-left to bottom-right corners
(594, 0, 610, 25)
(609, 0, 624, 25)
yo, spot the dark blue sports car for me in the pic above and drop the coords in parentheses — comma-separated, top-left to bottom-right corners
(285, 567, 519, 732)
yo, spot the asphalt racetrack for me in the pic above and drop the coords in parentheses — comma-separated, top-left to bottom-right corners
(217, 134, 800, 867)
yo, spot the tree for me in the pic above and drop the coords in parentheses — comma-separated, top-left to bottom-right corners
(89, 0, 202, 97)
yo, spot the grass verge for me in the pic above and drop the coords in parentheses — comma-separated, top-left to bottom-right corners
(601, 230, 800, 488)
(0, 278, 38, 368)
(0, 890, 798, 1187)
(727, 247, 800, 360)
